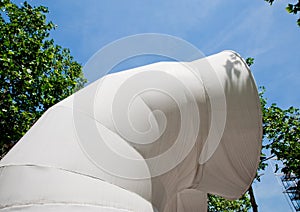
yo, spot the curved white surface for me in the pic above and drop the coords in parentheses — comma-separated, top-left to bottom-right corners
(0, 51, 262, 212)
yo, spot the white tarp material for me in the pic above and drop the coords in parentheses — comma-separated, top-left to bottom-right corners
(0, 51, 262, 212)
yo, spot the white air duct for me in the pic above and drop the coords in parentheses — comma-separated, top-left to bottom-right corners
(0, 51, 262, 212)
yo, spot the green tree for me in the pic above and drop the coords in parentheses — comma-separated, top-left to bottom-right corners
(265, 0, 300, 26)
(260, 88, 300, 178)
(208, 194, 251, 212)
(0, 0, 86, 158)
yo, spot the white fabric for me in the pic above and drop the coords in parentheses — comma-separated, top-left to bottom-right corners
(0, 51, 262, 212)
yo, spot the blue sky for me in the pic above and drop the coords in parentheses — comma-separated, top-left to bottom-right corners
(13, 0, 299, 211)
(44, 0, 299, 108)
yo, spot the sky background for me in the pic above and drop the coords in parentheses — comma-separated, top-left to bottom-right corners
(13, 0, 299, 211)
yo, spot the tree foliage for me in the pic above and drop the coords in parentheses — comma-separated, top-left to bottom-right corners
(260, 88, 300, 177)
(0, 0, 86, 158)
(265, 0, 300, 26)
(208, 194, 251, 212)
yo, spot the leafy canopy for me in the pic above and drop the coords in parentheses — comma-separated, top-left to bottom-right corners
(260, 88, 300, 177)
(208, 194, 251, 212)
(265, 0, 300, 26)
(0, 0, 86, 157)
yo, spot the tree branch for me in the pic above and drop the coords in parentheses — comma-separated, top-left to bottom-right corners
(249, 185, 258, 212)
